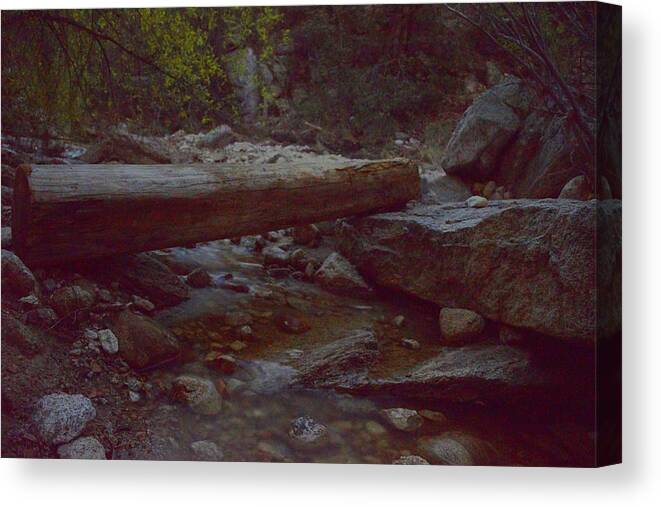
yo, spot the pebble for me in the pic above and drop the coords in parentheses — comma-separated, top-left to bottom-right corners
(393, 455, 430, 465)
(365, 420, 388, 436)
(400, 338, 420, 350)
(128, 391, 141, 402)
(229, 340, 247, 352)
(392, 315, 405, 327)
(57, 436, 106, 460)
(97, 329, 119, 354)
(381, 408, 423, 433)
(466, 195, 488, 208)
(288, 416, 329, 449)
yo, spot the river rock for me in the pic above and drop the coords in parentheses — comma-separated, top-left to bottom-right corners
(441, 77, 533, 179)
(288, 416, 329, 449)
(32, 393, 96, 444)
(418, 432, 495, 466)
(50, 285, 95, 317)
(109, 253, 190, 308)
(381, 408, 423, 432)
(439, 308, 485, 344)
(1, 249, 39, 298)
(337, 199, 621, 343)
(110, 310, 180, 369)
(57, 436, 106, 459)
(190, 440, 224, 461)
(292, 330, 379, 389)
(558, 175, 614, 200)
(393, 455, 430, 465)
(172, 375, 222, 415)
(186, 268, 212, 288)
(466, 195, 488, 208)
(314, 252, 371, 297)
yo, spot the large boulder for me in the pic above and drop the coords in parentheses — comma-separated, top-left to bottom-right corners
(337, 200, 621, 344)
(314, 252, 371, 297)
(110, 310, 180, 370)
(108, 253, 190, 308)
(441, 77, 534, 180)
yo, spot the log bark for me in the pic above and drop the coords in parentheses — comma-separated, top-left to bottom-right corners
(12, 158, 419, 266)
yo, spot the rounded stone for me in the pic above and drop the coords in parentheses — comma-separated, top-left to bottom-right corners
(33, 393, 96, 444)
(57, 436, 106, 459)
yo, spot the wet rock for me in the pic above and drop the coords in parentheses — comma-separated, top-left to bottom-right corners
(108, 253, 190, 308)
(190, 440, 224, 461)
(288, 416, 329, 449)
(393, 455, 430, 465)
(187, 268, 212, 288)
(97, 329, 119, 355)
(314, 252, 371, 296)
(442, 77, 533, 179)
(439, 308, 485, 344)
(50, 285, 95, 317)
(337, 200, 621, 343)
(32, 393, 96, 444)
(1, 309, 42, 355)
(292, 224, 321, 245)
(57, 436, 106, 460)
(418, 432, 495, 466)
(381, 408, 423, 432)
(466, 195, 488, 208)
(172, 375, 223, 415)
(2, 249, 39, 298)
(229, 340, 247, 352)
(110, 310, 180, 369)
(292, 330, 379, 389)
(262, 246, 290, 267)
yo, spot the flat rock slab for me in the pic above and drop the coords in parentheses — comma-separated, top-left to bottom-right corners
(337, 199, 621, 344)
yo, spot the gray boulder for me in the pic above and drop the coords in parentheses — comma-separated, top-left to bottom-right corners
(337, 200, 621, 344)
(33, 394, 96, 444)
(441, 77, 533, 179)
(559, 175, 613, 200)
(314, 252, 371, 297)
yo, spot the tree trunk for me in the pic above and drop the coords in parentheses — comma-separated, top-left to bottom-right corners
(12, 158, 419, 266)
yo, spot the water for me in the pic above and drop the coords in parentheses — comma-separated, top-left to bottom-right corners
(136, 237, 593, 466)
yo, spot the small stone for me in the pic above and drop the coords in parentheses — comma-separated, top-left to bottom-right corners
(482, 180, 497, 198)
(392, 315, 405, 327)
(465, 195, 488, 208)
(50, 285, 95, 317)
(97, 329, 119, 354)
(57, 436, 106, 460)
(288, 416, 329, 449)
(187, 268, 212, 288)
(171, 375, 223, 415)
(275, 314, 311, 334)
(365, 420, 387, 436)
(393, 455, 429, 465)
(284, 349, 304, 360)
(32, 394, 96, 444)
(400, 338, 420, 350)
(472, 182, 485, 195)
(381, 408, 423, 432)
(229, 340, 247, 352)
(132, 295, 155, 313)
(191, 440, 224, 461)
(237, 325, 253, 339)
(84, 329, 98, 341)
(262, 246, 289, 267)
(128, 391, 141, 402)
(439, 308, 485, 343)
(18, 294, 40, 310)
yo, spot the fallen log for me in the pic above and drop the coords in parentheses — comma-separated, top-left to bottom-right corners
(12, 158, 419, 266)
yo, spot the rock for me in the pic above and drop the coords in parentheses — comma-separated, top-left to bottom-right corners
(496, 113, 579, 198)
(204, 352, 237, 374)
(439, 308, 485, 344)
(57, 436, 106, 460)
(292, 330, 379, 389)
(465, 195, 488, 208)
(262, 246, 290, 267)
(19, 294, 40, 310)
(172, 375, 223, 415)
(32, 394, 96, 444)
(482, 180, 497, 198)
(50, 285, 95, 317)
(1, 227, 11, 249)
(108, 253, 190, 308)
(197, 125, 233, 149)
(558, 175, 614, 200)
(2, 164, 16, 187)
(275, 314, 311, 334)
(441, 77, 533, 179)
(1, 309, 42, 355)
(229, 340, 247, 352)
(420, 172, 472, 204)
(190, 440, 224, 461)
(418, 432, 494, 466)
(337, 200, 621, 343)
(393, 455, 429, 465)
(418, 410, 448, 424)
(81, 128, 171, 164)
(24, 307, 58, 328)
(187, 268, 212, 288)
(392, 315, 405, 327)
(97, 329, 119, 354)
(365, 420, 387, 436)
(224, 311, 252, 327)
(1, 249, 39, 298)
(130, 295, 154, 313)
(1, 185, 13, 206)
(288, 416, 329, 449)
(314, 252, 371, 296)
(380, 408, 423, 432)
(400, 338, 420, 350)
(292, 224, 321, 245)
(288, 248, 311, 271)
(110, 310, 180, 369)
